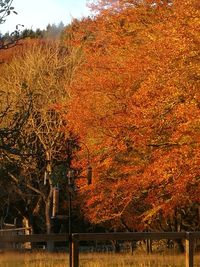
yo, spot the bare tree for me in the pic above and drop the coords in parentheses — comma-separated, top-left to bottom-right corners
(0, 41, 83, 233)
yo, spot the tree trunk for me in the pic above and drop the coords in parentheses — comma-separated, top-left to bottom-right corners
(45, 191, 53, 234)
(22, 217, 32, 249)
(45, 188, 54, 251)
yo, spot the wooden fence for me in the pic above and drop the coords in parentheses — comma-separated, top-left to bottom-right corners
(0, 232, 200, 267)
(0, 227, 32, 249)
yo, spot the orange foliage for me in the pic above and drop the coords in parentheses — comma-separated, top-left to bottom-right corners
(65, 0, 200, 230)
(0, 39, 53, 63)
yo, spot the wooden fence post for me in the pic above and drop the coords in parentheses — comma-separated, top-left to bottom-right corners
(146, 238, 153, 254)
(185, 232, 194, 267)
(47, 240, 54, 252)
(72, 234, 79, 267)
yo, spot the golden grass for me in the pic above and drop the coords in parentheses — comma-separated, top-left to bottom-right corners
(0, 252, 200, 267)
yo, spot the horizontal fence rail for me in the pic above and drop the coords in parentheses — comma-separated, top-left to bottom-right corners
(72, 232, 188, 240)
(0, 232, 200, 267)
(0, 233, 69, 243)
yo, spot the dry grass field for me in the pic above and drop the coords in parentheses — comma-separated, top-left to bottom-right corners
(0, 252, 200, 267)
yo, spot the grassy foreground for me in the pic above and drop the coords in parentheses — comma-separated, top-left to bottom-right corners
(0, 252, 200, 267)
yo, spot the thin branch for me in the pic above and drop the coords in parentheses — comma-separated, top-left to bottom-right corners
(7, 171, 45, 199)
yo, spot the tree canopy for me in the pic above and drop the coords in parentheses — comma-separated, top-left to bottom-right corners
(65, 0, 200, 231)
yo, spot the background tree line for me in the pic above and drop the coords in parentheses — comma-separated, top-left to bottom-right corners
(1, 21, 65, 41)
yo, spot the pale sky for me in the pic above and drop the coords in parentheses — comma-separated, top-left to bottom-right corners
(0, 0, 91, 34)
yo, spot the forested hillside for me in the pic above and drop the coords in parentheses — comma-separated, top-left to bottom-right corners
(0, 0, 199, 241)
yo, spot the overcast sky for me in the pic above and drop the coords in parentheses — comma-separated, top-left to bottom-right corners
(1, 0, 91, 34)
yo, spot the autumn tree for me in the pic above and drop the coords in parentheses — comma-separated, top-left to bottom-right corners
(65, 0, 200, 236)
(0, 41, 83, 233)
(0, 0, 25, 158)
